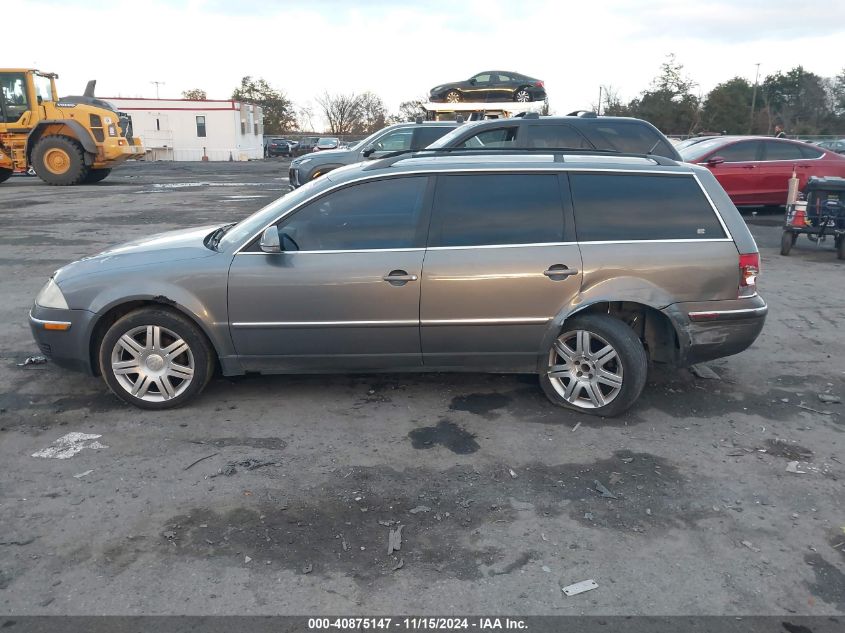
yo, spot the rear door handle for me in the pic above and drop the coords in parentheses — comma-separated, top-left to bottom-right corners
(543, 265, 578, 279)
(741, 165, 756, 169)
(383, 270, 418, 285)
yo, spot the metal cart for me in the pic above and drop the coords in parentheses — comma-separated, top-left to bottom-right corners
(781, 176, 845, 259)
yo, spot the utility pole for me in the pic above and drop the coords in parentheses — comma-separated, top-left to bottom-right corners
(749, 63, 760, 134)
(150, 80, 165, 99)
(597, 86, 603, 116)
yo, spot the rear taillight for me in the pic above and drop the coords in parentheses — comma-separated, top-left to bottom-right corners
(738, 253, 759, 297)
(535, 80, 544, 87)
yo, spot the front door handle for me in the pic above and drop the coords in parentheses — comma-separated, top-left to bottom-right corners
(383, 270, 418, 286)
(543, 265, 578, 280)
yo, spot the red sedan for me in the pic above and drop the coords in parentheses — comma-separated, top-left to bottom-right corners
(680, 136, 845, 206)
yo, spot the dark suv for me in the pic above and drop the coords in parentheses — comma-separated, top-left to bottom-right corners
(31, 148, 765, 415)
(428, 114, 682, 161)
(288, 121, 457, 188)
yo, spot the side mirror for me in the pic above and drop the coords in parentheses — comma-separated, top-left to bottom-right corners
(469, 78, 477, 85)
(259, 226, 281, 253)
(361, 146, 375, 158)
(706, 156, 725, 166)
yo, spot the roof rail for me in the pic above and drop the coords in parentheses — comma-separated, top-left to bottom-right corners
(361, 146, 678, 170)
(513, 111, 540, 119)
(566, 110, 598, 118)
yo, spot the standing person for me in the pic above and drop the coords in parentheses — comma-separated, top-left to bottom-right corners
(774, 124, 786, 138)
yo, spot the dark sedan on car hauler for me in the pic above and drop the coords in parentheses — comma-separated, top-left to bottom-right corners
(429, 70, 546, 103)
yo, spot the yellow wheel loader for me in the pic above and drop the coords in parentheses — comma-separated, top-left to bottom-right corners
(0, 69, 143, 186)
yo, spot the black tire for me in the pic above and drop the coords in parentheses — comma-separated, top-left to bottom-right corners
(445, 90, 462, 103)
(98, 307, 215, 410)
(780, 230, 793, 256)
(32, 135, 89, 186)
(514, 88, 532, 102)
(837, 236, 845, 260)
(0, 168, 12, 184)
(540, 314, 648, 417)
(82, 168, 112, 184)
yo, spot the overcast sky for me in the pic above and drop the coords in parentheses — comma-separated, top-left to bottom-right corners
(10, 0, 845, 126)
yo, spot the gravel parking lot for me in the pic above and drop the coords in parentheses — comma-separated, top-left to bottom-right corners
(0, 161, 843, 616)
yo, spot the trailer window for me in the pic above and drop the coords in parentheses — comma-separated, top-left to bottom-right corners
(196, 116, 207, 138)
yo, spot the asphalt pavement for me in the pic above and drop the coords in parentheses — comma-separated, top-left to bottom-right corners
(0, 161, 843, 616)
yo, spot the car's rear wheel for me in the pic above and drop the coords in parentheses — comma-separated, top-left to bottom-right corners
(99, 308, 214, 410)
(540, 315, 648, 417)
(780, 230, 794, 256)
(837, 236, 845, 260)
(445, 90, 462, 103)
(514, 88, 532, 102)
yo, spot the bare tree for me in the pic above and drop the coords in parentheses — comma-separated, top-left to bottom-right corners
(297, 103, 316, 132)
(357, 92, 387, 134)
(316, 92, 363, 135)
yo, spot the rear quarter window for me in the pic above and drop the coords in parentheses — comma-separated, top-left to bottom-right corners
(580, 122, 676, 159)
(569, 173, 726, 241)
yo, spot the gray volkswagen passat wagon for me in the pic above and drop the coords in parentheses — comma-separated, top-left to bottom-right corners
(30, 151, 767, 416)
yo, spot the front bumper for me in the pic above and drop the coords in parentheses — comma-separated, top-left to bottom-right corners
(29, 305, 98, 374)
(664, 295, 768, 366)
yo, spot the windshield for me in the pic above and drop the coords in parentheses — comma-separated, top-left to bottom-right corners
(426, 121, 486, 149)
(217, 178, 330, 251)
(679, 137, 732, 162)
(34, 74, 55, 102)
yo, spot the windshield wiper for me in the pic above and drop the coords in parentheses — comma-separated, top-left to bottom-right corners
(208, 223, 236, 250)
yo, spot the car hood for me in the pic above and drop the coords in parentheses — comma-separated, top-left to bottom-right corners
(55, 225, 220, 285)
(293, 148, 357, 165)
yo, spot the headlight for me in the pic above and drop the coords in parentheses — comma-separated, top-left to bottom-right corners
(35, 278, 69, 310)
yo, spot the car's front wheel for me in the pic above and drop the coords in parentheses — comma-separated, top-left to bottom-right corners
(445, 90, 462, 103)
(540, 315, 647, 417)
(99, 307, 214, 409)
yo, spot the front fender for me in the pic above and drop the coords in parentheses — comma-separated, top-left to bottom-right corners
(27, 119, 98, 159)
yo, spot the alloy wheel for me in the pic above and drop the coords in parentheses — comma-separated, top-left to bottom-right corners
(446, 91, 461, 103)
(547, 329, 623, 409)
(110, 325, 195, 402)
(515, 90, 531, 103)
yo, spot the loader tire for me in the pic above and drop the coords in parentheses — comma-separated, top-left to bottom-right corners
(83, 168, 112, 184)
(32, 136, 89, 186)
(0, 169, 11, 184)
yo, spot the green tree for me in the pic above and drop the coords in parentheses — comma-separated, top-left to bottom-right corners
(701, 77, 754, 134)
(762, 67, 829, 134)
(231, 76, 296, 134)
(628, 54, 700, 135)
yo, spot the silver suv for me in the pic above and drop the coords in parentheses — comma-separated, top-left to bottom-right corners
(29, 150, 766, 416)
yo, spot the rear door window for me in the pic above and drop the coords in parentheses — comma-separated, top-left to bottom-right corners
(430, 174, 564, 247)
(521, 124, 593, 149)
(458, 126, 517, 148)
(413, 126, 454, 149)
(762, 140, 804, 161)
(569, 173, 726, 241)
